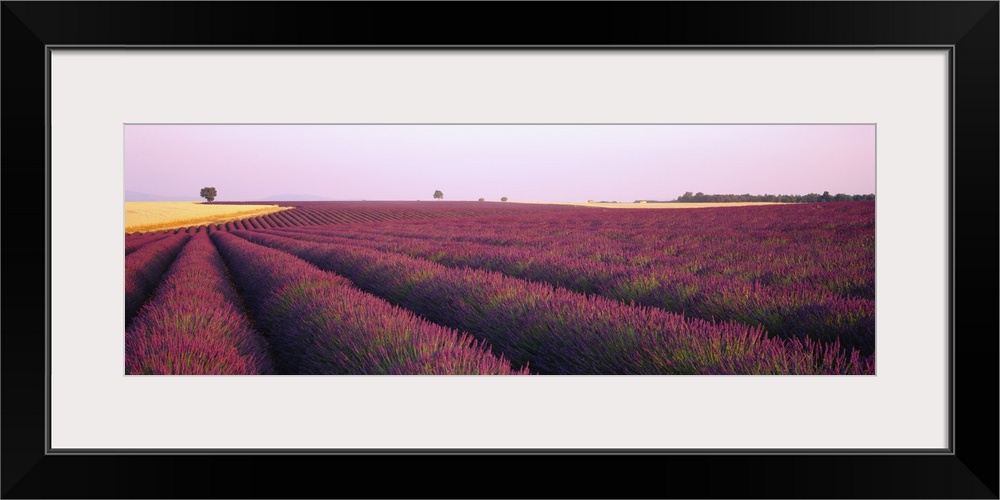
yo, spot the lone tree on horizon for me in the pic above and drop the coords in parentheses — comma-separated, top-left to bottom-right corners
(433, 190, 444, 200)
(501, 196, 508, 202)
(200, 187, 217, 203)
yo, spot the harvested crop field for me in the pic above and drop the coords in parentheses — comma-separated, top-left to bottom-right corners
(125, 202, 291, 234)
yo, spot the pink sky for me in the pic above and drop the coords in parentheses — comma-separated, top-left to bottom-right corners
(124, 124, 875, 201)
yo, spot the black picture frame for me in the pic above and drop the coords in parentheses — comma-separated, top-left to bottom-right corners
(3, 2, 996, 498)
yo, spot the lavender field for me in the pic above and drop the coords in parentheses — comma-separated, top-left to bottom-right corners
(123, 201, 875, 375)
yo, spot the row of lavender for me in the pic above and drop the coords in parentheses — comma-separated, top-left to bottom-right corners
(124, 231, 525, 374)
(125, 233, 191, 324)
(124, 232, 170, 255)
(126, 234, 276, 374)
(261, 203, 875, 354)
(233, 230, 874, 374)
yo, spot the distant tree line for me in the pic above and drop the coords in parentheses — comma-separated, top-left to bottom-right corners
(655, 191, 876, 203)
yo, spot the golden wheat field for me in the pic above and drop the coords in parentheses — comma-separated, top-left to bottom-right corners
(125, 202, 292, 233)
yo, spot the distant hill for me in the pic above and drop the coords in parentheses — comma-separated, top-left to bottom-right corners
(125, 191, 200, 202)
(258, 193, 333, 201)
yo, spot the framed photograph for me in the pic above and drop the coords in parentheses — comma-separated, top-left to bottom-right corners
(120, 122, 877, 379)
(3, 2, 996, 498)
